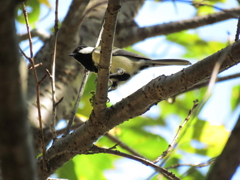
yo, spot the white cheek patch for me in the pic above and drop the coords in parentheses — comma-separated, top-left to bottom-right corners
(78, 47, 94, 54)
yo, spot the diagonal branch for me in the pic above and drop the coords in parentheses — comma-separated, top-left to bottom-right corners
(37, 39, 240, 179)
(59, 0, 90, 40)
(18, 29, 50, 42)
(116, 7, 240, 47)
(90, 145, 180, 180)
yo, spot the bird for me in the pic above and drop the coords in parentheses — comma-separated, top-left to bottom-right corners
(69, 45, 191, 91)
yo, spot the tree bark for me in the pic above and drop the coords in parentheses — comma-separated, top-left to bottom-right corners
(0, 1, 37, 180)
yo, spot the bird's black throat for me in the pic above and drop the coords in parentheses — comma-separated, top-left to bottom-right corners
(74, 53, 98, 73)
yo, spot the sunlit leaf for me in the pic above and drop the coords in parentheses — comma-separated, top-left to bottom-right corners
(196, 6, 214, 15)
(230, 85, 240, 111)
(166, 31, 226, 59)
(76, 74, 97, 117)
(38, 0, 52, 8)
(116, 116, 169, 160)
(16, 0, 40, 25)
(56, 159, 78, 180)
(75, 154, 115, 179)
(193, 0, 227, 16)
(180, 119, 229, 157)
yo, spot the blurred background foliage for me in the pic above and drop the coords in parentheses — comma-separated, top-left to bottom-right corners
(17, 0, 240, 179)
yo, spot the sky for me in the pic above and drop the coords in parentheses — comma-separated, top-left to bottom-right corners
(18, 0, 240, 179)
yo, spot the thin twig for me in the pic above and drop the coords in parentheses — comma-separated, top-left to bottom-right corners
(28, 62, 42, 69)
(95, 10, 106, 47)
(195, 45, 232, 116)
(89, 145, 180, 180)
(38, 73, 48, 85)
(104, 133, 144, 158)
(55, 97, 64, 107)
(179, 0, 239, 17)
(179, 158, 216, 178)
(182, 72, 240, 93)
(63, 70, 89, 136)
(235, 16, 240, 41)
(53, 118, 144, 157)
(48, 0, 59, 142)
(153, 100, 199, 163)
(22, 2, 47, 171)
(18, 29, 51, 42)
(47, 146, 180, 180)
(167, 157, 216, 169)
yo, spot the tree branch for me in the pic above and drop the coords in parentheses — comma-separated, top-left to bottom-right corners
(0, 0, 36, 179)
(37, 39, 240, 179)
(153, 100, 199, 163)
(28, 0, 146, 154)
(181, 72, 240, 93)
(27, 0, 90, 151)
(92, 0, 121, 124)
(18, 29, 51, 42)
(90, 145, 180, 180)
(116, 7, 240, 47)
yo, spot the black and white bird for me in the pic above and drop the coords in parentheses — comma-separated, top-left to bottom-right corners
(69, 45, 191, 91)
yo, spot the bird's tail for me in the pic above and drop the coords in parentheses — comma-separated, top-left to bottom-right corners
(145, 59, 191, 66)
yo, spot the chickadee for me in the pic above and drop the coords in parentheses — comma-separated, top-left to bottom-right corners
(69, 45, 191, 91)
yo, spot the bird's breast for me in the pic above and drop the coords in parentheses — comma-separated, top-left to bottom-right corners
(92, 52, 144, 75)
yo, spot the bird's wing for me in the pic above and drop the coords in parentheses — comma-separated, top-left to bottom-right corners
(94, 47, 191, 65)
(112, 48, 151, 60)
(93, 47, 151, 60)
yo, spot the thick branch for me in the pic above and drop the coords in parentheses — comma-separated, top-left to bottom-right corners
(90, 146, 180, 180)
(28, 0, 145, 155)
(0, 0, 36, 179)
(57, 0, 90, 47)
(116, 7, 240, 47)
(37, 39, 240, 179)
(27, 0, 90, 133)
(92, 0, 121, 123)
(18, 29, 50, 42)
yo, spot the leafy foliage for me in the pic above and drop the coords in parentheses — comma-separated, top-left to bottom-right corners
(16, 0, 239, 179)
(166, 31, 226, 59)
(16, 0, 51, 26)
(192, 0, 227, 15)
(56, 154, 116, 180)
(230, 85, 240, 111)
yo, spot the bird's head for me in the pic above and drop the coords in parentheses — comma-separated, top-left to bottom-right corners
(69, 45, 97, 73)
(69, 45, 94, 57)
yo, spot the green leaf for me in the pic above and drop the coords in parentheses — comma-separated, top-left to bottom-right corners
(57, 154, 115, 180)
(38, 0, 52, 8)
(230, 85, 240, 111)
(196, 6, 214, 16)
(16, 0, 40, 25)
(180, 119, 229, 157)
(193, 0, 227, 16)
(56, 159, 78, 180)
(76, 74, 97, 117)
(166, 31, 226, 59)
(74, 154, 115, 179)
(98, 115, 168, 160)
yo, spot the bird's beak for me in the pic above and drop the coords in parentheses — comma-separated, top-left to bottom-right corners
(69, 53, 75, 56)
